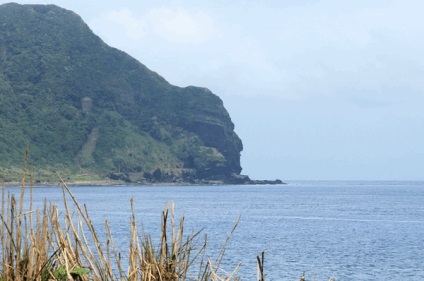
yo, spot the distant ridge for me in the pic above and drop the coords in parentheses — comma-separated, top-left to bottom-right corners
(0, 3, 280, 184)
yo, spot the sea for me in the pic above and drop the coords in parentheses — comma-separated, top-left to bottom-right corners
(2, 181, 424, 280)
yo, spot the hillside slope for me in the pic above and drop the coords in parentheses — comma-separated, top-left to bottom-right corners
(0, 3, 252, 184)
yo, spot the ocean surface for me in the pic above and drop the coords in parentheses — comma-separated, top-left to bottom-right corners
(3, 181, 424, 280)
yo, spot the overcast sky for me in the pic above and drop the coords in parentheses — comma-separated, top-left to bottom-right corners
(3, 0, 424, 181)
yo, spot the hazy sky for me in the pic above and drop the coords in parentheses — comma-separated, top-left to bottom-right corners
(2, 0, 424, 180)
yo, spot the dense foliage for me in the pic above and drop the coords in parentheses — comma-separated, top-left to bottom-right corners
(0, 3, 244, 183)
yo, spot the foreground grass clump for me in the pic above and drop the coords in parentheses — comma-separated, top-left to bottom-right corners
(0, 172, 240, 280)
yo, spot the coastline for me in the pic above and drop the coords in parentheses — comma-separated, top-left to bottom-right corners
(3, 178, 285, 187)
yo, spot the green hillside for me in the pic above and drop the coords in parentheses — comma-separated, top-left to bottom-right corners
(0, 3, 251, 184)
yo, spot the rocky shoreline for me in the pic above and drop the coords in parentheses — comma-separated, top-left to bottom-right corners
(3, 178, 284, 187)
(107, 172, 284, 186)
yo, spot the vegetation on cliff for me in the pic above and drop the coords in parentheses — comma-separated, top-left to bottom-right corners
(0, 3, 248, 183)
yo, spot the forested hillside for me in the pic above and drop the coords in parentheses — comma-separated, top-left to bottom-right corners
(0, 3, 251, 184)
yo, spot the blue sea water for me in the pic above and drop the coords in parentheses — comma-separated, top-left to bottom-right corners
(3, 181, 424, 280)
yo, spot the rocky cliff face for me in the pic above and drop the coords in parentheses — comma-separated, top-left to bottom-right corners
(0, 3, 248, 183)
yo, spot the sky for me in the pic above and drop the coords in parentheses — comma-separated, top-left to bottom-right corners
(2, 0, 424, 181)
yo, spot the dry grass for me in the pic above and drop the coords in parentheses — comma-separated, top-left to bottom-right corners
(0, 154, 240, 281)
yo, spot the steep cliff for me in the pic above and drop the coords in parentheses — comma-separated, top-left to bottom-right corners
(0, 3, 248, 183)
